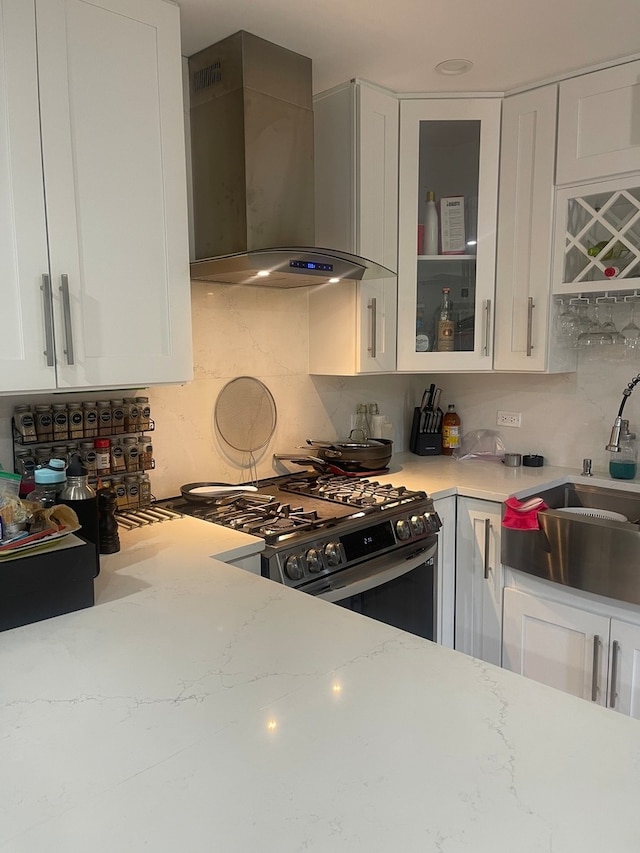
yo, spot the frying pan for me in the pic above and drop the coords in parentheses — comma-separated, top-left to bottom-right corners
(305, 438, 392, 468)
(273, 454, 389, 477)
(180, 482, 260, 503)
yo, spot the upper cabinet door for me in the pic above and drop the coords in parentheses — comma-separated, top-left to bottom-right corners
(494, 85, 575, 373)
(397, 98, 501, 372)
(557, 60, 640, 185)
(310, 80, 397, 375)
(35, 0, 192, 389)
(0, 0, 56, 392)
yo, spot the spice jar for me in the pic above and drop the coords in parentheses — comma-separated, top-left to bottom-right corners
(14, 405, 37, 441)
(111, 475, 128, 511)
(124, 397, 139, 432)
(97, 400, 113, 436)
(138, 471, 151, 506)
(82, 401, 99, 438)
(52, 403, 69, 441)
(123, 436, 139, 472)
(124, 474, 139, 510)
(67, 402, 84, 440)
(138, 435, 153, 471)
(110, 399, 126, 434)
(136, 396, 151, 431)
(110, 439, 126, 474)
(80, 440, 97, 476)
(35, 404, 54, 443)
(94, 438, 111, 477)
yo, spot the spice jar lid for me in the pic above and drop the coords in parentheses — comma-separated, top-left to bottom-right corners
(94, 438, 110, 448)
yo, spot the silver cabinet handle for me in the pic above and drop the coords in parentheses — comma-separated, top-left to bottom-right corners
(609, 639, 620, 709)
(483, 299, 492, 357)
(59, 274, 75, 365)
(591, 634, 601, 701)
(368, 297, 377, 359)
(483, 518, 491, 579)
(40, 274, 55, 367)
(526, 296, 535, 357)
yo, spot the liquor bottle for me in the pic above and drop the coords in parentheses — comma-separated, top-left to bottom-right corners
(441, 404, 461, 456)
(437, 287, 454, 352)
(423, 191, 439, 255)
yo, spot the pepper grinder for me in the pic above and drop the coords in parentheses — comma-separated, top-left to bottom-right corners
(97, 487, 120, 554)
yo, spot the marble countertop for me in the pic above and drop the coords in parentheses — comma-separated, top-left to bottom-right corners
(2, 513, 640, 851)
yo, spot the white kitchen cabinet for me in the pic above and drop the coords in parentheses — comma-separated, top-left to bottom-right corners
(396, 98, 500, 372)
(503, 586, 640, 718)
(455, 497, 502, 665)
(493, 85, 576, 374)
(556, 60, 640, 186)
(310, 80, 398, 375)
(433, 495, 456, 648)
(503, 587, 610, 705)
(0, 0, 192, 395)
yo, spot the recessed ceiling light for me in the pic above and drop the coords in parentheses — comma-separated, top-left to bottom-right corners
(329, 277, 340, 283)
(435, 59, 474, 76)
(256, 270, 270, 277)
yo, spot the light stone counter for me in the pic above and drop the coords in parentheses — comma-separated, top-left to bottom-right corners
(371, 452, 640, 503)
(2, 512, 640, 852)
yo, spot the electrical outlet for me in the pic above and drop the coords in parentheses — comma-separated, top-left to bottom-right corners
(497, 410, 522, 428)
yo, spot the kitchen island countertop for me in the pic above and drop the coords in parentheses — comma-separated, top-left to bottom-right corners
(2, 509, 640, 852)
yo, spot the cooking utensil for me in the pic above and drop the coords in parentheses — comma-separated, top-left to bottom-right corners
(305, 438, 392, 468)
(273, 454, 389, 477)
(180, 482, 260, 503)
(214, 377, 277, 482)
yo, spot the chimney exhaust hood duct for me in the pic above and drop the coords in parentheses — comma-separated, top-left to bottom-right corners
(188, 31, 395, 288)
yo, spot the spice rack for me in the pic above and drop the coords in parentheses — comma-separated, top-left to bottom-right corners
(12, 397, 156, 512)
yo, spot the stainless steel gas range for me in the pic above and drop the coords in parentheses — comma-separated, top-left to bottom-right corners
(160, 472, 441, 640)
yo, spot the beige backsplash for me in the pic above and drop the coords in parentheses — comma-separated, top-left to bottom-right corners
(2, 283, 639, 494)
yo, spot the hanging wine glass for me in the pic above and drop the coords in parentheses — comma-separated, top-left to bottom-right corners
(598, 298, 625, 345)
(622, 296, 640, 352)
(571, 298, 592, 346)
(577, 303, 612, 348)
(554, 299, 578, 347)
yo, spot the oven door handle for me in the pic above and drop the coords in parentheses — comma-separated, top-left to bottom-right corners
(313, 544, 437, 603)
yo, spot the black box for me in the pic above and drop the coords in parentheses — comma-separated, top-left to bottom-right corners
(0, 535, 97, 632)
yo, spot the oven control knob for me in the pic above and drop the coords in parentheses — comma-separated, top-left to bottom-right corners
(324, 542, 343, 567)
(396, 519, 412, 540)
(424, 511, 442, 533)
(410, 514, 426, 535)
(306, 548, 323, 573)
(284, 554, 305, 581)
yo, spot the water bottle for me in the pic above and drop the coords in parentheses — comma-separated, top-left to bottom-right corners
(59, 454, 100, 574)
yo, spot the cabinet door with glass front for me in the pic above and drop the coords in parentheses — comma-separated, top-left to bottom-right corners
(397, 98, 501, 371)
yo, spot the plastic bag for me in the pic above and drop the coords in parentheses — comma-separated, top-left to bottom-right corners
(452, 429, 506, 462)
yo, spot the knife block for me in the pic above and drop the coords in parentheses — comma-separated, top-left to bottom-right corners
(409, 407, 443, 456)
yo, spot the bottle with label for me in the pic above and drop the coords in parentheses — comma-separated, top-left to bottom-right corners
(423, 190, 439, 255)
(609, 420, 637, 480)
(437, 287, 455, 352)
(441, 404, 461, 456)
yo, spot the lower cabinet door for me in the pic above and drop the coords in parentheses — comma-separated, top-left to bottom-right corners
(609, 618, 640, 719)
(503, 588, 610, 705)
(455, 498, 502, 665)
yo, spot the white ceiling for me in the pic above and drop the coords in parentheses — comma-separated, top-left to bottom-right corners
(177, 0, 640, 95)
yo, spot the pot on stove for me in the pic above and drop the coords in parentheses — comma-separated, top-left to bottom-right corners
(305, 437, 392, 469)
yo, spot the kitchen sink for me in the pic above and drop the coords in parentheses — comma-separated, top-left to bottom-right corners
(501, 482, 640, 606)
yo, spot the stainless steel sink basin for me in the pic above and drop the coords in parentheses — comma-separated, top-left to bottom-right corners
(501, 482, 640, 606)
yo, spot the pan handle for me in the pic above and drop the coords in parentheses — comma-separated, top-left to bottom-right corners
(273, 454, 326, 464)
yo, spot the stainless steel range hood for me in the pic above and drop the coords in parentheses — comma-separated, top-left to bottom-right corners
(188, 31, 395, 287)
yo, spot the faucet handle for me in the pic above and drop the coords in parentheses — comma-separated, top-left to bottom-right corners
(581, 458, 593, 477)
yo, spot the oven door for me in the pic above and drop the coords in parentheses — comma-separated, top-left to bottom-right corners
(313, 541, 437, 641)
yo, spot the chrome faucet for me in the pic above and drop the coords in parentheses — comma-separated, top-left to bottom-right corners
(606, 373, 640, 451)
